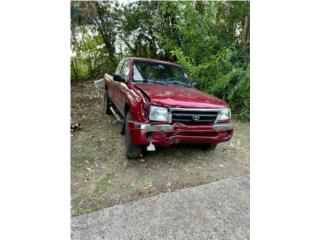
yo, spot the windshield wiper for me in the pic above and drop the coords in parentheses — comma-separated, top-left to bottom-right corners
(151, 81, 168, 85)
(168, 80, 192, 88)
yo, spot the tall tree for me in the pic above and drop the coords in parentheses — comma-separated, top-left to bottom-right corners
(70, 0, 250, 120)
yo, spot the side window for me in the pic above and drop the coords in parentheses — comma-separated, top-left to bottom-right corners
(120, 60, 129, 81)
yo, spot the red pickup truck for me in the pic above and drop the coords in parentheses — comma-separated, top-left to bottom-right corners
(99, 57, 233, 159)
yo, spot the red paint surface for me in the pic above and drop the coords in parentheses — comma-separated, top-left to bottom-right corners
(134, 83, 228, 108)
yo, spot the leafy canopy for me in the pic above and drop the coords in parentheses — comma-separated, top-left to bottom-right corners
(71, 1, 250, 120)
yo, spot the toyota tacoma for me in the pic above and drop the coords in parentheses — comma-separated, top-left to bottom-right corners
(95, 57, 234, 159)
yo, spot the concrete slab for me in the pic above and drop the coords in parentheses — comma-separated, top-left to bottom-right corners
(72, 175, 249, 240)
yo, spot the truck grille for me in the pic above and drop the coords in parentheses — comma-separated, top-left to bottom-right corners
(170, 108, 220, 123)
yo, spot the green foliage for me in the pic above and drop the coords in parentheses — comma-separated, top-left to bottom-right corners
(70, 1, 250, 121)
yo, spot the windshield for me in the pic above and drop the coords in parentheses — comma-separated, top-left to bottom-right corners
(132, 61, 192, 87)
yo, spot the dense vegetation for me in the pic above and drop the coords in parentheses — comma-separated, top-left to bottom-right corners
(71, 1, 249, 120)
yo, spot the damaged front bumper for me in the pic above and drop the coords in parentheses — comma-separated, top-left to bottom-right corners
(128, 121, 234, 146)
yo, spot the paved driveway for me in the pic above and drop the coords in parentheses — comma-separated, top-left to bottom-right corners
(72, 175, 249, 240)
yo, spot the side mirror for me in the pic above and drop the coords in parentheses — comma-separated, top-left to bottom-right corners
(113, 74, 125, 83)
(192, 82, 198, 88)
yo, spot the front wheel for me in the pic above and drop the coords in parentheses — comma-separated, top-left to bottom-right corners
(125, 112, 143, 159)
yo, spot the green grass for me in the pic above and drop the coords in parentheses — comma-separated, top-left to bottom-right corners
(72, 195, 83, 207)
(123, 161, 134, 172)
(87, 204, 104, 213)
(94, 173, 115, 196)
(71, 155, 96, 168)
(135, 173, 147, 183)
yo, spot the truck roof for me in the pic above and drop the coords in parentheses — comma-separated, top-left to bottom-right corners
(127, 57, 182, 67)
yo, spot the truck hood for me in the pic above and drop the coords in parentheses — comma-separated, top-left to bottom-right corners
(134, 83, 228, 108)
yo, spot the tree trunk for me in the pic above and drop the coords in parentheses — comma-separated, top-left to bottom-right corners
(242, 15, 250, 44)
(94, 2, 116, 66)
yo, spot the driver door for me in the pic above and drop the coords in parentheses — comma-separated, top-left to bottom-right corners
(113, 59, 129, 115)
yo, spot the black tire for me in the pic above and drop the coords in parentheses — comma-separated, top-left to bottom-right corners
(200, 143, 218, 150)
(120, 122, 125, 135)
(120, 111, 126, 135)
(125, 112, 143, 159)
(104, 90, 112, 115)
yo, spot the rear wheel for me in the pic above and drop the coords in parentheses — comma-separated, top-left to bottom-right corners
(125, 112, 143, 159)
(200, 143, 218, 150)
(103, 90, 112, 115)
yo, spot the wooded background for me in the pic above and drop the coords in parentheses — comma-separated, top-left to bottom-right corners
(71, 1, 249, 120)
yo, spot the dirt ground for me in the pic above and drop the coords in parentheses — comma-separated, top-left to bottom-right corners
(71, 81, 250, 216)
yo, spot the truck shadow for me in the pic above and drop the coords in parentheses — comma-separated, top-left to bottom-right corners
(129, 143, 217, 167)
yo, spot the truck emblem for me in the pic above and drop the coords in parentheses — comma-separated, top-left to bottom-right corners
(192, 114, 200, 121)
